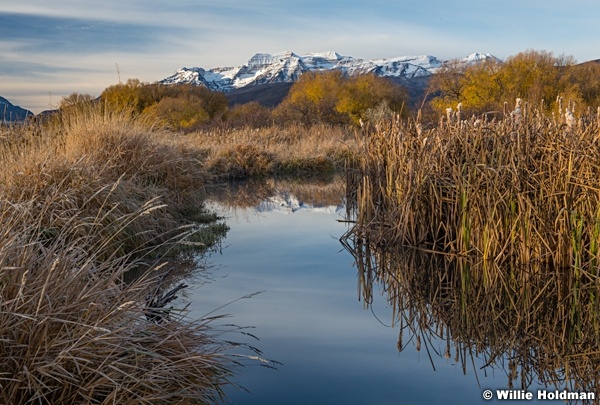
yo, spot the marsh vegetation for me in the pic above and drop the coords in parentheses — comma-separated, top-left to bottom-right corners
(343, 102, 600, 401)
(0, 106, 275, 404)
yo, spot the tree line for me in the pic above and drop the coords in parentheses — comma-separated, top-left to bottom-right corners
(59, 73, 406, 131)
(427, 49, 600, 118)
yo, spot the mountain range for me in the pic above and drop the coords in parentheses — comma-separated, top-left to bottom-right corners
(159, 51, 500, 106)
(160, 51, 499, 91)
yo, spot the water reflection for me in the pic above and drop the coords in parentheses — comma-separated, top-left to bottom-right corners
(341, 227, 600, 403)
(204, 177, 346, 213)
(190, 177, 528, 404)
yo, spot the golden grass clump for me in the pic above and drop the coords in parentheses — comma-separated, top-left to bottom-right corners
(0, 198, 243, 404)
(1, 105, 211, 259)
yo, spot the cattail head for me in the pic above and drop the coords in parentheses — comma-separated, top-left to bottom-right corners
(446, 107, 454, 123)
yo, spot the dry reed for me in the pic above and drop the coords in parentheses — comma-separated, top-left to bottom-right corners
(343, 103, 600, 401)
(348, 104, 600, 271)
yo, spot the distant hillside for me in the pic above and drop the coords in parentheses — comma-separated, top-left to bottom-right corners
(1, 97, 33, 122)
(576, 59, 600, 67)
(224, 76, 432, 109)
(226, 82, 294, 107)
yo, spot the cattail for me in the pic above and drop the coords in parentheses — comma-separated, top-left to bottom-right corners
(510, 98, 522, 124)
(565, 108, 575, 129)
(397, 329, 403, 351)
(558, 96, 563, 116)
(446, 107, 454, 123)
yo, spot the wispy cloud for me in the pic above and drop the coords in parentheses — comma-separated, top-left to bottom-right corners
(0, 12, 185, 54)
(0, 59, 93, 78)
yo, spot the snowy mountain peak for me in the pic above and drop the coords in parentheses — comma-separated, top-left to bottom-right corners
(461, 52, 502, 64)
(159, 51, 500, 92)
(305, 51, 344, 61)
(248, 51, 301, 67)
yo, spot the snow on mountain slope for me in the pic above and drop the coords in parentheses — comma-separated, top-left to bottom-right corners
(256, 191, 344, 215)
(159, 51, 500, 91)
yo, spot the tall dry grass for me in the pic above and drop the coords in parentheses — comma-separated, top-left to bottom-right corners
(348, 104, 600, 271)
(343, 103, 600, 399)
(182, 124, 357, 179)
(0, 105, 268, 404)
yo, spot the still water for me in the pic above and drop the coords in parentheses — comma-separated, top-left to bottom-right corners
(187, 179, 562, 405)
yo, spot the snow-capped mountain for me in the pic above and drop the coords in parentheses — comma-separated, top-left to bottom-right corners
(159, 51, 500, 92)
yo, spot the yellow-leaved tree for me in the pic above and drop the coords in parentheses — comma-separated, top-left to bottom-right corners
(100, 81, 228, 130)
(498, 50, 577, 112)
(274, 71, 407, 126)
(100, 79, 146, 112)
(428, 49, 584, 117)
(143, 96, 209, 131)
(274, 71, 346, 125)
(336, 74, 406, 125)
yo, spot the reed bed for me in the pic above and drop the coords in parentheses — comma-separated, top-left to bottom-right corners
(343, 104, 600, 401)
(0, 105, 269, 404)
(341, 233, 599, 402)
(348, 105, 600, 271)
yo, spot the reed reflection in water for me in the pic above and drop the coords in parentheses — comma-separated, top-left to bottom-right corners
(341, 228, 600, 403)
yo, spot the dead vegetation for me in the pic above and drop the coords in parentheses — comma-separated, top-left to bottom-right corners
(0, 105, 272, 404)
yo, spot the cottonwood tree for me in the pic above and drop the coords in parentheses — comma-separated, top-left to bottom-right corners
(59, 93, 95, 111)
(274, 71, 407, 126)
(428, 49, 584, 116)
(498, 50, 577, 112)
(336, 74, 406, 125)
(428, 59, 471, 112)
(273, 71, 346, 125)
(226, 101, 272, 128)
(100, 81, 228, 129)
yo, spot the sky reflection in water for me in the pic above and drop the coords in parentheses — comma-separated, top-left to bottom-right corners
(187, 187, 539, 405)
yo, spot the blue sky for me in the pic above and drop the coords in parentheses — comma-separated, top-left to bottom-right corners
(2, 1, 599, 113)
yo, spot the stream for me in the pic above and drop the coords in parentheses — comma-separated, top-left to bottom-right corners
(186, 178, 562, 405)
